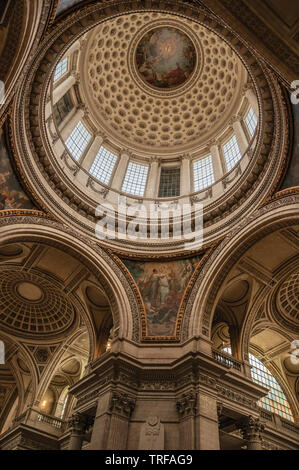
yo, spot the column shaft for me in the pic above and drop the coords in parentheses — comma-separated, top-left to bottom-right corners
(110, 152, 130, 192)
(53, 75, 76, 106)
(233, 120, 248, 155)
(81, 135, 104, 171)
(181, 156, 191, 195)
(145, 160, 160, 198)
(59, 108, 84, 142)
(210, 144, 224, 181)
(195, 393, 220, 450)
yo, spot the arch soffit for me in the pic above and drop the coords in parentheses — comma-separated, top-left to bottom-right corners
(0, 211, 142, 344)
(183, 191, 299, 344)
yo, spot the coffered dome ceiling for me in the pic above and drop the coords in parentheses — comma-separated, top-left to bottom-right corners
(81, 12, 245, 153)
(0, 270, 75, 338)
(273, 272, 299, 333)
(12, 1, 290, 255)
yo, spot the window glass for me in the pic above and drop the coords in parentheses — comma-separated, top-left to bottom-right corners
(158, 167, 181, 198)
(122, 162, 149, 197)
(53, 91, 74, 126)
(53, 57, 68, 82)
(65, 121, 91, 161)
(223, 347, 293, 422)
(193, 155, 215, 191)
(223, 135, 242, 172)
(90, 146, 117, 185)
(245, 107, 258, 138)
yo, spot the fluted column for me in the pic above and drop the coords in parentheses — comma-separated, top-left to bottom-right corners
(68, 413, 86, 450)
(106, 392, 136, 449)
(81, 134, 104, 171)
(195, 393, 220, 450)
(145, 157, 160, 198)
(232, 116, 249, 155)
(180, 154, 191, 195)
(239, 415, 264, 450)
(177, 391, 196, 449)
(89, 391, 135, 450)
(210, 140, 224, 181)
(110, 149, 130, 192)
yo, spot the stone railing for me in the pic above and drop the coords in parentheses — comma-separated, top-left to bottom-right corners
(10, 408, 66, 436)
(212, 349, 242, 372)
(258, 407, 299, 439)
(37, 413, 64, 429)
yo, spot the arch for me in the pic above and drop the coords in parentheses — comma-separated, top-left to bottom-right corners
(183, 191, 299, 357)
(0, 331, 38, 431)
(0, 211, 143, 345)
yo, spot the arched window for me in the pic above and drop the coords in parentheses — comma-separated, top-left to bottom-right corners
(223, 347, 294, 422)
(249, 353, 293, 422)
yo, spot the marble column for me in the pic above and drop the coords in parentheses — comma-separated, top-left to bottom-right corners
(89, 391, 135, 450)
(239, 415, 264, 450)
(52, 74, 76, 106)
(59, 107, 85, 141)
(53, 107, 85, 157)
(106, 391, 136, 450)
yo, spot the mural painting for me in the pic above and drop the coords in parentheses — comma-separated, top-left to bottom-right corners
(123, 256, 202, 337)
(0, 128, 34, 210)
(136, 26, 197, 89)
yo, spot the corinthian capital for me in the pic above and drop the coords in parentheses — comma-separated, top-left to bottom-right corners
(109, 392, 136, 418)
(239, 415, 264, 441)
(176, 391, 197, 418)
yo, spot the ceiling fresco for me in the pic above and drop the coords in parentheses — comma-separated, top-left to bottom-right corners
(136, 27, 197, 89)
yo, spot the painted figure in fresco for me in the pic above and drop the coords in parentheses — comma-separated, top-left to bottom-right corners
(143, 269, 165, 307)
(124, 257, 202, 337)
(136, 27, 196, 89)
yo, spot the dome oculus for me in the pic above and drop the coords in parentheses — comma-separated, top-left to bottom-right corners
(136, 27, 196, 89)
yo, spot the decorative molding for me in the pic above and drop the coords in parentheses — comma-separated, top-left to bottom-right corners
(109, 392, 136, 418)
(176, 391, 197, 418)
